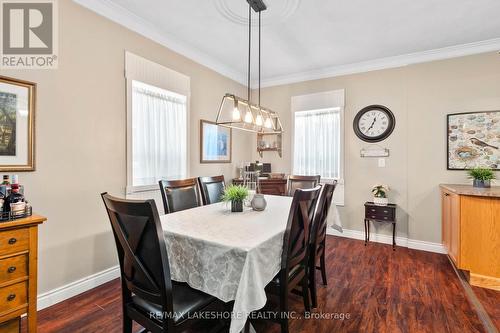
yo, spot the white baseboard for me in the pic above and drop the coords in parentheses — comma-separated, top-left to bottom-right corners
(37, 265, 120, 310)
(327, 228, 446, 254)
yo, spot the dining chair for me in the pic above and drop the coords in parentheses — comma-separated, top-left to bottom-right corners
(198, 175, 225, 205)
(159, 178, 201, 214)
(308, 182, 337, 308)
(101, 193, 219, 333)
(264, 186, 321, 333)
(287, 175, 321, 196)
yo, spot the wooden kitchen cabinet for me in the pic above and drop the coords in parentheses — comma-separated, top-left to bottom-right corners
(441, 190, 460, 266)
(440, 185, 500, 291)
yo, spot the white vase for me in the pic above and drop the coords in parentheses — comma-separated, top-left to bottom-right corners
(251, 194, 267, 211)
(373, 197, 388, 206)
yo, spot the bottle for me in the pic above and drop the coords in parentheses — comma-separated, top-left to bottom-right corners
(4, 184, 25, 215)
(11, 175, 18, 185)
(2, 175, 9, 185)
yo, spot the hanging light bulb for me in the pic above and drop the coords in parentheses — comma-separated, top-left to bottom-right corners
(264, 116, 273, 129)
(244, 109, 253, 123)
(255, 114, 263, 126)
(232, 100, 241, 121)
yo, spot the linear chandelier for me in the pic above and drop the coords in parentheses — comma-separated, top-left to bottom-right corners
(215, 0, 283, 134)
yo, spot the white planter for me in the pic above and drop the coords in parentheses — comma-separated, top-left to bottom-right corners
(373, 197, 388, 206)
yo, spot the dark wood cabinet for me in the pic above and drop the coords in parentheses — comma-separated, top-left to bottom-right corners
(232, 179, 287, 196)
(364, 202, 397, 250)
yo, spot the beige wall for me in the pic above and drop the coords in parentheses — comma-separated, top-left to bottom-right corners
(256, 52, 500, 243)
(1, 1, 252, 294)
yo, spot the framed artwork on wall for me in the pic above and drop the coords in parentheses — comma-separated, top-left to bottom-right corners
(0, 76, 36, 171)
(447, 111, 499, 170)
(200, 120, 232, 163)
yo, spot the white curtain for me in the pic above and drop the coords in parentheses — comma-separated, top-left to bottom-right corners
(293, 108, 340, 179)
(132, 81, 187, 186)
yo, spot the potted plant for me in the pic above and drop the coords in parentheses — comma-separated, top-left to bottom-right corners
(467, 167, 495, 188)
(372, 184, 390, 206)
(221, 185, 249, 212)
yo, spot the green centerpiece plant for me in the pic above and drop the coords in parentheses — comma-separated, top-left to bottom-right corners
(467, 167, 495, 188)
(221, 185, 249, 212)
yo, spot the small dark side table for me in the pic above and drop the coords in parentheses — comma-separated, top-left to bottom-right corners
(364, 202, 397, 250)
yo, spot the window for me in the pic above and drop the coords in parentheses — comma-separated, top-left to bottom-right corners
(125, 52, 190, 193)
(292, 90, 345, 205)
(131, 81, 187, 187)
(293, 108, 341, 179)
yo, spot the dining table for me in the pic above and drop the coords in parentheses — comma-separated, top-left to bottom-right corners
(160, 194, 342, 333)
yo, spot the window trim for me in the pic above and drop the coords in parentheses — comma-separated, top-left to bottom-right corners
(291, 91, 345, 206)
(125, 52, 190, 194)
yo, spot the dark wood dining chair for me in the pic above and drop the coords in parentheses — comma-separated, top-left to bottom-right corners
(308, 182, 336, 308)
(264, 186, 321, 333)
(159, 178, 201, 214)
(101, 193, 219, 333)
(198, 175, 225, 205)
(287, 175, 321, 196)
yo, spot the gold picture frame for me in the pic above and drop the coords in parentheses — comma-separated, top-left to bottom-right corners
(0, 76, 36, 171)
(200, 120, 232, 164)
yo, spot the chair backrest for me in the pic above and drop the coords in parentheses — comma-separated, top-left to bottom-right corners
(198, 175, 225, 205)
(159, 178, 201, 214)
(287, 175, 321, 196)
(101, 193, 173, 313)
(281, 186, 321, 274)
(310, 182, 337, 252)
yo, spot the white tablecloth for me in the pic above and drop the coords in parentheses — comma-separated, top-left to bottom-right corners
(161, 195, 292, 333)
(160, 194, 343, 333)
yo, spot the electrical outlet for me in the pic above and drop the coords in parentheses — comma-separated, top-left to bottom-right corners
(378, 158, 386, 168)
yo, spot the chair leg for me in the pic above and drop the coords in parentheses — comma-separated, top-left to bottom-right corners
(302, 274, 311, 313)
(320, 250, 327, 286)
(279, 284, 289, 333)
(123, 312, 133, 333)
(280, 320, 289, 333)
(310, 262, 317, 309)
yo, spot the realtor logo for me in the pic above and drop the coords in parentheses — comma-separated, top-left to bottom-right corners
(1, 0, 58, 68)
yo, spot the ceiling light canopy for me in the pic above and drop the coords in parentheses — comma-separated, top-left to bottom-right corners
(216, 0, 283, 134)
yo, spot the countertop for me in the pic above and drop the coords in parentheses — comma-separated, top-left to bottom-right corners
(440, 184, 500, 198)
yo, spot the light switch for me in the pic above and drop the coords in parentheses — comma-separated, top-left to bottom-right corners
(378, 158, 386, 168)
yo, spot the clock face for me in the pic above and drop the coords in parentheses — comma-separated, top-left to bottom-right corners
(353, 105, 395, 142)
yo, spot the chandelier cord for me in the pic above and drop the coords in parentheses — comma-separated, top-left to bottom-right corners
(247, 4, 251, 102)
(259, 11, 261, 107)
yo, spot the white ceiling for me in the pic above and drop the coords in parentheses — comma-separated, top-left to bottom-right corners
(75, 0, 500, 87)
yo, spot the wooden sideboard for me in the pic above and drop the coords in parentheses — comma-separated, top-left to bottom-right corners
(0, 215, 46, 333)
(233, 178, 287, 196)
(440, 184, 499, 290)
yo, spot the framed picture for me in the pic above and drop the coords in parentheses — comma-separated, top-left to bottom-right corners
(447, 111, 500, 170)
(200, 120, 232, 163)
(0, 76, 36, 171)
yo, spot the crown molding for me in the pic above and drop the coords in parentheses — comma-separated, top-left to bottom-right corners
(72, 0, 500, 89)
(258, 38, 500, 87)
(72, 0, 247, 85)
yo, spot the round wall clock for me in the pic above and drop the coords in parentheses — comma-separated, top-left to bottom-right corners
(353, 105, 396, 143)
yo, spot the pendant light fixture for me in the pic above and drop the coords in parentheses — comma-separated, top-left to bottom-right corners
(215, 0, 283, 134)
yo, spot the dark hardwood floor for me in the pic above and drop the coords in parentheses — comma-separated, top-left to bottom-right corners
(472, 286, 500, 330)
(22, 236, 499, 333)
